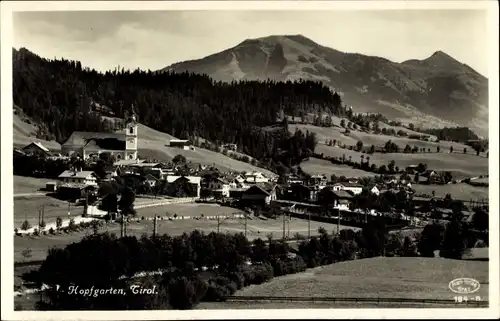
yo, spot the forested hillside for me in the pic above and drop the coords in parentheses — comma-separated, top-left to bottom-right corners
(13, 48, 345, 170)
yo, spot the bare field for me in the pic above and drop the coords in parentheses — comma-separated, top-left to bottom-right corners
(233, 257, 489, 301)
(411, 183, 489, 201)
(313, 145, 488, 179)
(301, 157, 377, 178)
(14, 176, 53, 194)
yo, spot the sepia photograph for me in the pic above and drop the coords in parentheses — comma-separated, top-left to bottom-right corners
(1, 1, 498, 319)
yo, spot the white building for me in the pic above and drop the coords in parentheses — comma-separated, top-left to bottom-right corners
(331, 182, 363, 195)
(207, 177, 231, 198)
(61, 107, 138, 161)
(245, 171, 269, 183)
(58, 170, 98, 186)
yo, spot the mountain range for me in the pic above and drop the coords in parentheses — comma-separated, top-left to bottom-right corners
(163, 35, 488, 137)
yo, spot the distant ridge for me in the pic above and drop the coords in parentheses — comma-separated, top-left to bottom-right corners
(163, 34, 488, 137)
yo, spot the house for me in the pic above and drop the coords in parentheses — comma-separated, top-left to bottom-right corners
(58, 169, 98, 186)
(331, 182, 363, 195)
(285, 184, 318, 203)
(365, 184, 380, 196)
(222, 143, 237, 151)
(145, 173, 159, 187)
(245, 172, 269, 183)
(317, 188, 354, 209)
(166, 175, 202, 198)
(61, 106, 138, 160)
(308, 175, 328, 187)
(241, 183, 277, 206)
(22, 141, 51, 156)
(169, 139, 191, 150)
(102, 169, 119, 182)
(421, 170, 443, 184)
(207, 177, 230, 198)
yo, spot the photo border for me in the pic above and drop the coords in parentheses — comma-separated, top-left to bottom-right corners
(1, 1, 498, 320)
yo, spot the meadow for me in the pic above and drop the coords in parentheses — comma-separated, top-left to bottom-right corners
(231, 256, 489, 301)
(312, 145, 487, 179)
(13, 176, 53, 195)
(300, 157, 377, 178)
(14, 206, 358, 263)
(411, 183, 489, 201)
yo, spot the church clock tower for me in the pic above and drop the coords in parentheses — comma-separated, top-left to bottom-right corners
(124, 104, 138, 160)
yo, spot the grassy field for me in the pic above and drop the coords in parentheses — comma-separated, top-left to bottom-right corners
(136, 123, 275, 175)
(312, 145, 488, 179)
(13, 176, 54, 194)
(14, 207, 359, 263)
(290, 123, 473, 154)
(13, 109, 61, 150)
(232, 257, 489, 301)
(14, 196, 83, 229)
(300, 157, 377, 178)
(411, 183, 489, 201)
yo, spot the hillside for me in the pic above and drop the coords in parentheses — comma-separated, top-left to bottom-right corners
(232, 257, 488, 300)
(164, 35, 488, 137)
(13, 107, 61, 150)
(13, 114, 275, 175)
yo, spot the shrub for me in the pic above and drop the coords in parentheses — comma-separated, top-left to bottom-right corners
(39, 220, 46, 229)
(49, 227, 56, 235)
(14, 228, 19, 234)
(56, 217, 63, 230)
(33, 228, 40, 236)
(68, 218, 77, 231)
(228, 272, 245, 290)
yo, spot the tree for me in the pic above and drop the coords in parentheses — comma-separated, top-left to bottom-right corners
(449, 146, 454, 153)
(172, 154, 187, 164)
(408, 123, 415, 130)
(463, 148, 467, 154)
(404, 144, 411, 153)
(369, 145, 375, 154)
(56, 216, 63, 230)
(356, 140, 363, 152)
(340, 119, 345, 128)
(418, 223, 444, 257)
(437, 146, 440, 153)
(440, 219, 468, 259)
(471, 208, 488, 231)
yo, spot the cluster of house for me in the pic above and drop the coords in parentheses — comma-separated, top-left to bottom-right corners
(277, 173, 414, 211)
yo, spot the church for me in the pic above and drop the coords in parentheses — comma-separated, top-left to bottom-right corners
(61, 107, 138, 161)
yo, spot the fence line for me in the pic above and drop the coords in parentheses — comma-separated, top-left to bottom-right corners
(224, 295, 488, 306)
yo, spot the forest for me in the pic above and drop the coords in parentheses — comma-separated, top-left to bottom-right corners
(13, 48, 346, 169)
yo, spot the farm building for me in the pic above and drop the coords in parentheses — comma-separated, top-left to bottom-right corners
(317, 188, 354, 209)
(331, 182, 363, 195)
(283, 184, 319, 203)
(166, 175, 202, 198)
(206, 177, 231, 198)
(169, 139, 193, 150)
(244, 171, 269, 183)
(22, 141, 51, 156)
(58, 170, 98, 186)
(241, 184, 278, 206)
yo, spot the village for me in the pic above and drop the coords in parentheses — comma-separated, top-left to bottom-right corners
(14, 124, 486, 238)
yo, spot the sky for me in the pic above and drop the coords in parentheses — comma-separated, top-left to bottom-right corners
(13, 9, 490, 76)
